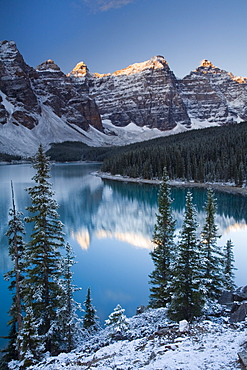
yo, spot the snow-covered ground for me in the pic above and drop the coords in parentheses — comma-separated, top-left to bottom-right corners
(30, 308, 247, 370)
(95, 171, 247, 197)
(101, 118, 221, 147)
(0, 89, 224, 158)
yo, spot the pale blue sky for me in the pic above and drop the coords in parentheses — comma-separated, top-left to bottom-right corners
(1, 0, 246, 78)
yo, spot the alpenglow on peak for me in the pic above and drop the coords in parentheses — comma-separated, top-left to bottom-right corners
(199, 59, 216, 68)
(68, 61, 89, 78)
(111, 55, 168, 76)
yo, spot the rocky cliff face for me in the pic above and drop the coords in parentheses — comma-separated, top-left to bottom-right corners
(0, 40, 103, 142)
(34, 59, 102, 132)
(0, 40, 41, 129)
(178, 59, 247, 124)
(1, 40, 247, 157)
(86, 56, 191, 130)
(69, 56, 247, 130)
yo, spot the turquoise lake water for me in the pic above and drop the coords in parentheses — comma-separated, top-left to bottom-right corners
(0, 162, 247, 349)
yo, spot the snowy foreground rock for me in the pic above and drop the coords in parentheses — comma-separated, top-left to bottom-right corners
(26, 308, 247, 370)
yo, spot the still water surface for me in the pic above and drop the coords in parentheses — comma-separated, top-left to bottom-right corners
(0, 162, 247, 348)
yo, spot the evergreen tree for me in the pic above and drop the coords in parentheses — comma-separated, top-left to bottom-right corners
(22, 144, 66, 355)
(83, 287, 100, 333)
(223, 239, 236, 291)
(149, 168, 176, 308)
(0, 323, 18, 369)
(101, 122, 247, 184)
(59, 243, 84, 352)
(167, 191, 204, 322)
(17, 306, 45, 367)
(200, 188, 223, 300)
(105, 304, 129, 336)
(2, 181, 26, 363)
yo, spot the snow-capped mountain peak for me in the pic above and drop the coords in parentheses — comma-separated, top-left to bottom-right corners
(1, 40, 247, 157)
(110, 55, 168, 76)
(68, 61, 89, 78)
(199, 59, 216, 69)
(36, 59, 62, 72)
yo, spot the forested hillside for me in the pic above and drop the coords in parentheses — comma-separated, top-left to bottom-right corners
(101, 122, 247, 185)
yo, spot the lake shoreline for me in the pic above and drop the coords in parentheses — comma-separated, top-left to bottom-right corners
(2, 160, 247, 197)
(94, 171, 247, 196)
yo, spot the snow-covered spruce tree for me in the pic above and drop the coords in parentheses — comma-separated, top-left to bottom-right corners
(222, 239, 236, 291)
(83, 287, 100, 334)
(2, 182, 26, 363)
(149, 168, 176, 308)
(200, 188, 223, 300)
(17, 306, 45, 368)
(105, 304, 129, 337)
(167, 191, 204, 322)
(22, 144, 66, 356)
(58, 243, 84, 352)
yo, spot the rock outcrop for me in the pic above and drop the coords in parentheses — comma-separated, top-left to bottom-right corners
(0, 40, 102, 134)
(0, 40, 40, 128)
(34, 58, 102, 131)
(219, 285, 247, 323)
(178, 59, 247, 124)
(69, 56, 247, 130)
(83, 56, 191, 130)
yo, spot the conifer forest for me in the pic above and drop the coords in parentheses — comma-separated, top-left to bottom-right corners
(101, 122, 247, 185)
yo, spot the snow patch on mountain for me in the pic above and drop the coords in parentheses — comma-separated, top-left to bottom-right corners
(0, 111, 230, 158)
(0, 91, 15, 114)
(102, 119, 187, 144)
(0, 105, 98, 157)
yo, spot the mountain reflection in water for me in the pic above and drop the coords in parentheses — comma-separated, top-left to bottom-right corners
(0, 162, 247, 346)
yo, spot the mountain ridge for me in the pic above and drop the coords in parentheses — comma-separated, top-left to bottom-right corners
(1, 40, 247, 157)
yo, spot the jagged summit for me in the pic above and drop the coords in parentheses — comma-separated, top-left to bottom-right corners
(36, 59, 61, 72)
(150, 55, 167, 64)
(199, 59, 216, 68)
(68, 56, 169, 79)
(68, 61, 89, 78)
(0, 40, 18, 59)
(194, 59, 247, 83)
(111, 55, 168, 76)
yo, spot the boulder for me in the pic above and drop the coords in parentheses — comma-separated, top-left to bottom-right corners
(231, 302, 241, 314)
(230, 302, 247, 323)
(238, 351, 247, 368)
(218, 291, 234, 305)
(136, 305, 146, 315)
(233, 285, 247, 301)
(179, 319, 189, 333)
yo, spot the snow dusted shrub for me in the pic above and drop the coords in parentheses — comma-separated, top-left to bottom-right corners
(105, 304, 129, 339)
